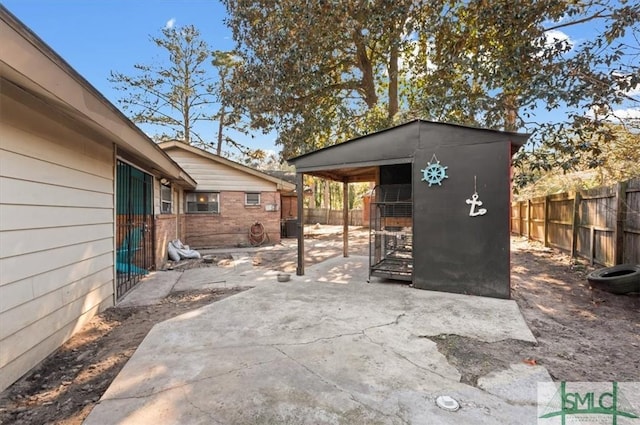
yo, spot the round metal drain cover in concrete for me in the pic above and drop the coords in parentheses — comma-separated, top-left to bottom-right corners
(435, 395, 460, 412)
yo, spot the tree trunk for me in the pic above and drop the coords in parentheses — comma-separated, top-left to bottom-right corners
(216, 107, 225, 155)
(183, 58, 191, 144)
(315, 179, 321, 208)
(353, 27, 378, 109)
(183, 102, 190, 144)
(388, 43, 399, 120)
(322, 180, 330, 209)
(504, 93, 518, 132)
(387, 8, 409, 121)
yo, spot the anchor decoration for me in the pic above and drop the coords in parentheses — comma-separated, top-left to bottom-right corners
(466, 193, 487, 216)
(466, 176, 487, 217)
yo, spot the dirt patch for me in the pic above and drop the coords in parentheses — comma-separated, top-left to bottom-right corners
(428, 238, 639, 385)
(1, 229, 637, 424)
(428, 335, 537, 386)
(510, 237, 639, 382)
(0, 287, 247, 425)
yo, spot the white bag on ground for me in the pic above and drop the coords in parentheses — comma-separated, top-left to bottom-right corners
(168, 239, 201, 260)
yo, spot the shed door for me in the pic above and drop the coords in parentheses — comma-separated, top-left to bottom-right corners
(116, 160, 154, 300)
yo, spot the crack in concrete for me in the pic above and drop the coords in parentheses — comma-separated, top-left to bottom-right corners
(228, 314, 408, 349)
(181, 385, 225, 424)
(271, 346, 410, 425)
(361, 331, 461, 384)
(168, 270, 185, 294)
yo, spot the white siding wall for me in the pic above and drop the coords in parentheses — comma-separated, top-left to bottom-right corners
(154, 178, 161, 214)
(167, 149, 277, 192)
(0, 91, 115, 391)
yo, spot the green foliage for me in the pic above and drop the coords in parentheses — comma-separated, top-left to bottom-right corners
(109, 25, 216, 145)
(305, 177, 370, 210)
(222, 0, 639, 186)
(222, 0, 427, 158)
(211, 50, 257, 156)
(109, 25, 262, 161)
(515, 123, 640, 198)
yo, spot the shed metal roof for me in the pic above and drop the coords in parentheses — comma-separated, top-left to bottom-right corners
(287, 119, 529, 182)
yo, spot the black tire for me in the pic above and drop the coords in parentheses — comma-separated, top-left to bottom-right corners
(587, 264, 640, 294)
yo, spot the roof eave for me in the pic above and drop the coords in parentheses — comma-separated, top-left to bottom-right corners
(0, 5, 196, 189)
(287, 119, 531, 164)
(159, 141, 296, 192)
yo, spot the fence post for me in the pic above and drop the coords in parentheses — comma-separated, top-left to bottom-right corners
(544, 195, 550, 247)
(613, 181, 627, 265)
(590, 226, 596, 266)
(527, 199, 532, 239)
(571, 191, 581, 259)
(518, 201, 522, 236)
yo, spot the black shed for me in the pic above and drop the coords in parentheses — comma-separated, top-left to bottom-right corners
(287, 119, 529, 299)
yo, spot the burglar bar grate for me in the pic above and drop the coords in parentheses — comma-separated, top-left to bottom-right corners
(115, 160, 154, 300)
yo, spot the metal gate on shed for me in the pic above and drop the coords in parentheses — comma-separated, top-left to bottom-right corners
(116, 160, 154, 300)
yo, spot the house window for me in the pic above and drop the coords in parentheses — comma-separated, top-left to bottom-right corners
(245, 192, 261, 206)
(160, 183, 172, 214)
(186, 192, 219, 213)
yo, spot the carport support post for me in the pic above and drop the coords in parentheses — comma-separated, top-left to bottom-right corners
(343, 179, 349, 257)
(296, 172, 305, 275)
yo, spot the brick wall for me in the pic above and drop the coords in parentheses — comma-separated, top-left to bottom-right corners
(179, 215, 186, 243)
(155, 214, 179, 269)
(185, 191, 282, 248)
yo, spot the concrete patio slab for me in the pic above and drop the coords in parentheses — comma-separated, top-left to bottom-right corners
(117, 271, 182, 307)
(86, 256, 546, 424)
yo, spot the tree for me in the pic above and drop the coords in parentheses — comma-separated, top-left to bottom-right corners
(427, 1, 640, 186)
(212, 50, 262, 157)
(109, 25, 216, 146)
(222, 0, 639, 186)
(110, 25, 267, 161)
(222, 0, 429, 158)
(514, 122, 640, 197)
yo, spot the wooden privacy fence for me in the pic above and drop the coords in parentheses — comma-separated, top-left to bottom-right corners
(303, 208, 364, 226)
(511, 177, 640, 266)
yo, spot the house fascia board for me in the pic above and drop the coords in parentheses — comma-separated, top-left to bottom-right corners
(159, 141, 296, 192)
(0, 6, 196, 189)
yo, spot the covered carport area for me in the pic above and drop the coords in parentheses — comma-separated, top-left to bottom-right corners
(287, 123, 416, 276)
(290, 165, 379, 275)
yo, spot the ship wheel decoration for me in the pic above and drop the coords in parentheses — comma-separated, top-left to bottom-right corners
(421, 154, 449, 187)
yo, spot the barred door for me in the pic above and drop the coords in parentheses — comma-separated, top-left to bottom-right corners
(116, 160, 154, 300)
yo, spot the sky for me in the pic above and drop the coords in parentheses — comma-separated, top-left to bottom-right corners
(2, 0, 280, 156)
(3, 1, 638, 155)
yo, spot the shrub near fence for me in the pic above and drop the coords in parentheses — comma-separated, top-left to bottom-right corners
(511, 177, 640, 266)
